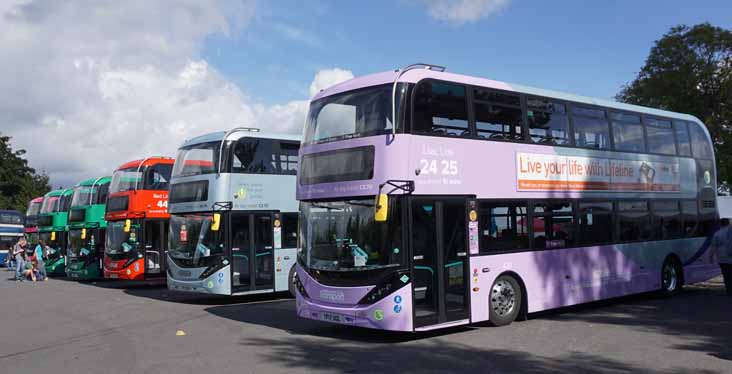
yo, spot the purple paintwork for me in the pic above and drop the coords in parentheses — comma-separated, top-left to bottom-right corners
(298, 134, 698, 201)
(296, 265, 414, 332)
(296, 67, 720, 331)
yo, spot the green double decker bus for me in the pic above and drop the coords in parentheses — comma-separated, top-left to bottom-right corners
(66, 176, 111, 280)
(37, 189, 73, 276)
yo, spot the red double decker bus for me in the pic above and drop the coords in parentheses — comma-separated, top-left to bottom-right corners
(103, 157, 174, 282)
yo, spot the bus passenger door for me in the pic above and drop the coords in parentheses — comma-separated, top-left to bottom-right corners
(230, 212, 251, 291)
(143, 220, 166, 276)
(411, 198, 470, 329)
(252, 213, 274, 290)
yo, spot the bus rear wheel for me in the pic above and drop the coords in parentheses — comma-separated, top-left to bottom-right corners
(660, 257, 683, 296)
(489, 275, 522, 327)
(288, 265, 297, 298)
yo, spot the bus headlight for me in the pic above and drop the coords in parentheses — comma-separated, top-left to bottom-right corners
(293, 272, 308, 298)
(359, 270, 410, 305)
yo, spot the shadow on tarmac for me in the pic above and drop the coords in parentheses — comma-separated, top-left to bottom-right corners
(241, 335, 717, 374)
(549, 278, 732, 363)
(205, 279, 732, 363)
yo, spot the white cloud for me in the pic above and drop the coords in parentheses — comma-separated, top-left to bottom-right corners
(419, 0, 510, 24)
(309, 68, 355, 97)
(0, 1, 340, 189)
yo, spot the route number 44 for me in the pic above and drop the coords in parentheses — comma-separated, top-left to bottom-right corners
(419, 159, 458, 176)
(156, 200, 168, 208)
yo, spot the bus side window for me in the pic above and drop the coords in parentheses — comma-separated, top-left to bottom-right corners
(273, 141, 299, 175)
(617, 201, 651, 242)
(611, 112, 644, 152)
(651, 201, 683, 240)
(145, 164, 173, 190)
(688, 122, 713, 159)
(413, 81, 469, 137)
(578, 202, 613, 245)
(645, 118, 675, 155)
(96, 183, 110, 205)
(674, 122, 692, 156)
(232, 138, 276, 174)
(572, 106, 611, 150)
(477, 202, 529, 253)
(532, 201, 575, 249)
(681, 200, 700, 237)
(474, 89, 523, 141)
(527, 99, 570, 145)
(281, 213, 298, 248)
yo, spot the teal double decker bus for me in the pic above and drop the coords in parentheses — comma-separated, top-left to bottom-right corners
(37, 189, 73, 276)
(66, 177, 111, 280)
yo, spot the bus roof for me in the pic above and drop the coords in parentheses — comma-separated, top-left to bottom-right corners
(44, 188, 73, 197)
(76, 176, 112, 187)
(312, 68, 702, 124)
(0, 209, 21, 215)
(116, 157, 175, 171)
(30, 197, 44, 203)
(180, 129, 301, 149)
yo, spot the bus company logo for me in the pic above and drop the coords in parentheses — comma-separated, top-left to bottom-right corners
(319, 289, 345, 302)
(235, 187, 247, 200)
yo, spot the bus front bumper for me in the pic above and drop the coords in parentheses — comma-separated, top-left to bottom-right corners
(166, 258, 232, 296)
(66, 259, 101, 280)
(104, 258, 144, 281)
(295, 266, 414, 332)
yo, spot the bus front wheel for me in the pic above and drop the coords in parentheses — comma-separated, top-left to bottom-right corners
(489, 274, 522, 327)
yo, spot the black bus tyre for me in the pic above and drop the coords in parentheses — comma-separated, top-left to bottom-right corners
(489, 274, 522, 327)
(660, 257, 683, 296)
(288, 265, 297, 298)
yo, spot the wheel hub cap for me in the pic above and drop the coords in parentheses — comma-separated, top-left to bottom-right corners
(491, 280, 516, 316)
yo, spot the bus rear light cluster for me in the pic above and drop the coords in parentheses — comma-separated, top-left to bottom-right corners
(293, 272, 308, 298)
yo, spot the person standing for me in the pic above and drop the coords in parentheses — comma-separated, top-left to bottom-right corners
(34, 239, 47, 281)
(714, 218, 732, 296)
(14, 238, 26, 281)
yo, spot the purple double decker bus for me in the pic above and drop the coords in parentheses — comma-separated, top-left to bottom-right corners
(294, 63, 720, 332)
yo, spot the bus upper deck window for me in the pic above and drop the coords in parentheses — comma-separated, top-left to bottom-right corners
(413, 81, 469, 137)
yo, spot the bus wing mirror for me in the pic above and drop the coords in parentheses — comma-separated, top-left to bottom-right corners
(211, 213, 221, 231)
(51, 231, 56, 241)
(123, 219, 131, 233)
(375, 194, 389, 222)
(81, 228, 87, 240)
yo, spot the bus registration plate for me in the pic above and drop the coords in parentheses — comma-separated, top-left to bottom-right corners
(319, 312, 352, 324)
(109, 273, 118, 279)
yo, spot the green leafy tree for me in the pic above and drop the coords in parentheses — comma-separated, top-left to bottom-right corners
(617, 23, 732, 188)
(0, 133, 51, 212)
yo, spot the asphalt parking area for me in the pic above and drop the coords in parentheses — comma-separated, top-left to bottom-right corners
(0, 272, 730, 374)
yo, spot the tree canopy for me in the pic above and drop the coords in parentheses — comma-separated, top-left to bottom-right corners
(0, 133, 51, 213)
(618, 23, 732, 188)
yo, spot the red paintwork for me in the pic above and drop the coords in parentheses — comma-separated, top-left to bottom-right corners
(104, 157, 174, 221)
(103, 257, 145, 281)
(104, 157, 173, 281)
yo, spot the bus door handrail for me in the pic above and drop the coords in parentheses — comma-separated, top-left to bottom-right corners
(216, 127, 260, 177)
(391, 63, 446, 137)
(89, 176, 105, 205)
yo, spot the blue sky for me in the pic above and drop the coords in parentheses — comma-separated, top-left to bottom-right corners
(3, 0, 731, 187)
(203, 0, 732, 105)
